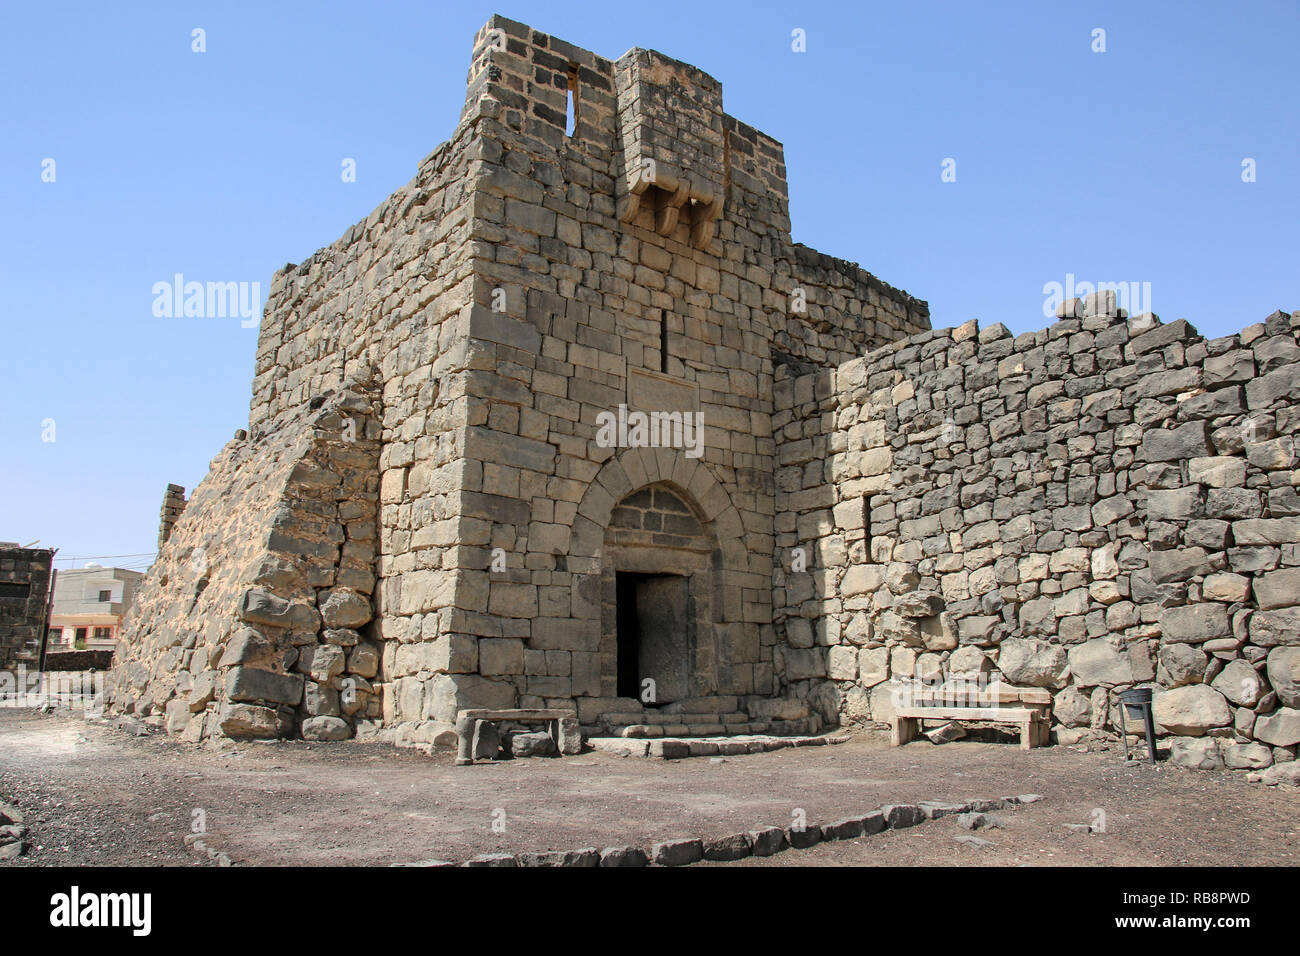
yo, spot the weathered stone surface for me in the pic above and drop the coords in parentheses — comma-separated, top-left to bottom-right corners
(219, 627, 271, 667)
(958, 614, 1001, 646)
(599, 846, 649, 867)
(301, 715, 352, 741)
(517, 848, 599, 867)
(652, 839, 703, 866)
(893, 591, 944, 618)
(303, 681, 340, 717)
(1254, 708, 1300, 747)
(1250, 609, 1300, 647)
(857, 646, 890, 688)
(508, 730, 558, 758)
(746, 826, 787, 856)
(1158, 643, 1208, 687)
(1053, 686, 1091, 727)
(1068, 639, 1133, 687)
(997, 638, 1069, 688)
(785, 823, 822, 849)
(1149, 548, 1221, 583)
(320, 589, 372, 629)
(472, 719, 499, 760)
(1141, 421, 1213, 462)
(882, 804, 924, 829)
(1261, 762, 1300, 786)
(1168, 737, 1224, 770)
(238, 588, 291, 626)
(1210, 659, 1266, 707)
(1160, 604, 1231, 644)
(949, 645, 991, 677)
(1153, 684, 1232, 736)
(1267, 647, 1300, 709)
(1253, 568, 1300, 611)
(1223, 742, 1273, 769)
(218, 703, 283, 739)
(297, 644, 346, 682)
(702, 832, 754, 863)
(225, 666, 304, 706)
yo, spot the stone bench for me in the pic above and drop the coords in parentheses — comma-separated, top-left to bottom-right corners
(891, 688, 1053, 751)
(455, 708, 582, 765)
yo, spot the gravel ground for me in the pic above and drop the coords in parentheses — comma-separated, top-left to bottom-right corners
(0, 707, 1295, 867)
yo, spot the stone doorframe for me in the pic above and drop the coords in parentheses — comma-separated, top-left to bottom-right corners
(570, 448, 752, 701)
(603, 515, 714, 702)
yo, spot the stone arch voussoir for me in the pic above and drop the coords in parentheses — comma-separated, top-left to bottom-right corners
(571, 449, 750, 572)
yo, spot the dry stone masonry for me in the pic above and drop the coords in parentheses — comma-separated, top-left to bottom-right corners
(106, 18, 1298, 777)
(157, 484, 188, 549)
(0, 546, 54, 670)
(775, 295, 1300, 777)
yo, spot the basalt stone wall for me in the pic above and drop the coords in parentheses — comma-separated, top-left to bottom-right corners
(0, 547, 54, 669)
(107, 384, 382, 743)
(776, 297, 1300, 771)
(45, 649, 114, 671)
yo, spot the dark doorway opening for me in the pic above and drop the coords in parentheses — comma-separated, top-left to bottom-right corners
(615, 571, 690, 704)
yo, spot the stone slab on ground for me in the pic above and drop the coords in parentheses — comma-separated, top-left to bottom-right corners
(587, 732, 850, 759)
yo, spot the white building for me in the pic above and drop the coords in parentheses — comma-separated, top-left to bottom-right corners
(48, 566, 143, 650)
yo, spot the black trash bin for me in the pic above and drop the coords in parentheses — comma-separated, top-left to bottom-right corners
(1117, 687, 1157, 764)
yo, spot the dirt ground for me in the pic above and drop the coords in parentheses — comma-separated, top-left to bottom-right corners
(0, 707, 1295, 867)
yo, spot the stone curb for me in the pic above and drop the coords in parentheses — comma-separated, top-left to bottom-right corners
(433, 793, 1045, 868)
(588, 733, 851, 760)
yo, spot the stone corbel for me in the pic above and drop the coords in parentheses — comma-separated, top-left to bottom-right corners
(618, 160, 722, 249)
(654, 174, 691, 236)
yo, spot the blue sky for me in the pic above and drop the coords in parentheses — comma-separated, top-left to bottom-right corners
(2, 0, 1296, 567)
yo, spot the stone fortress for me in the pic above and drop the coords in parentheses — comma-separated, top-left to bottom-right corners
(107, 16, 1299, 773)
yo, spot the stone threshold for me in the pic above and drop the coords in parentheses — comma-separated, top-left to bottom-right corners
(395, 793, 1046, 867)
(586, 732, 849, 759)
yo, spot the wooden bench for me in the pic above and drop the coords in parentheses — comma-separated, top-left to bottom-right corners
(454, 708, 582, 765)
(891, 686, 1052, 751)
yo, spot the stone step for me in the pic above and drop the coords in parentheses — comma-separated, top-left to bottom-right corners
(587, 733, 850, 760)
(597, 710, 752, 728)
(592, 714, 820, 739)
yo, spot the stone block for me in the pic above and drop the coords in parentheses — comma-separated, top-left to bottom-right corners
(225, 666, 304, 707)
(1255, 708, 1300, 747)
(1153, 684, 1231, 736)
(301, 715, 352, 741)
(651, 839, 703, 866)
(1254, 568, 1300, 611)
(1160, 604, 1230, 644)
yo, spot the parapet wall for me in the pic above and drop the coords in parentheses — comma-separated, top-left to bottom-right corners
(775, 297, 1300, 769)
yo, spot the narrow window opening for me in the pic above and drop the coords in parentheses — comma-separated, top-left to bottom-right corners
(863, 495, 873, 559)
(565, 64, 579, 138)
(659, 310, 669, 373)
